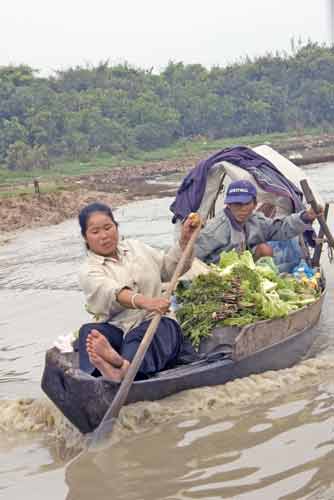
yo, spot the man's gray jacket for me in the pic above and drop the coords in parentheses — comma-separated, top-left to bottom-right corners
(195, 210, 312, 263)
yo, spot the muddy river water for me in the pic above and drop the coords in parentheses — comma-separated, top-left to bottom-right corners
(1, 164, 334, 499)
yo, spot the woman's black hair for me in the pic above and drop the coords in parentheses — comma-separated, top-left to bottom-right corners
(78, 202, 118, 237)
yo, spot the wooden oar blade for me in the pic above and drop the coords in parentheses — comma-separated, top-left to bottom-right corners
(88, 416, 117, 450)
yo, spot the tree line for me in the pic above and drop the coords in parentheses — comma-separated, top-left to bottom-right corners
(1, 42, 334, 171)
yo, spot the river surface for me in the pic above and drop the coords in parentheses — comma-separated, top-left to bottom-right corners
(1, 163, 334, 499)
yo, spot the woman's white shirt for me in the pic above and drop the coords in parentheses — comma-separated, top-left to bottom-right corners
(79, 238, 190, 335)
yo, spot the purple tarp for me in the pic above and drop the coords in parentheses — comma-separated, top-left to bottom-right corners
(170, 145, 304, 222)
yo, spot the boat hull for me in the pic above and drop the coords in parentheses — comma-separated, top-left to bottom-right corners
(41, 292, 325, 434)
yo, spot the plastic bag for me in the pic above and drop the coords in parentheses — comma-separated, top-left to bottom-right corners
(292, 259, 315, 279)
(269, 237, 302, 273)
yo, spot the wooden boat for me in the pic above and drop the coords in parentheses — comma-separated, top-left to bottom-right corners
(41, 145, 327, 434)
(42, 287, 325, 434)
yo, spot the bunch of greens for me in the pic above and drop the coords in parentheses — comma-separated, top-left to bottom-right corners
(175, 272, 252, 347)
(175, 250, 321, 347)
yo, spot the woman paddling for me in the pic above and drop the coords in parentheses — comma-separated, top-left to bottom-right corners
(77, 202, 200, 382)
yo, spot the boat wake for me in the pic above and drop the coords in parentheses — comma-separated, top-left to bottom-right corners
(0, 397, 85, 452)
(1, 354, 334, 450)
(110, 354, 334, 443)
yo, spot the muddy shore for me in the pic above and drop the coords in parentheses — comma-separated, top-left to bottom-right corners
(1, 134, 334, 238)
(0, 158, 191, 238)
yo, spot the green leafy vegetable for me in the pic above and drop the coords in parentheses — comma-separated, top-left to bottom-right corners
(219, 249, 240, 269)
(175, 250, 321, 348)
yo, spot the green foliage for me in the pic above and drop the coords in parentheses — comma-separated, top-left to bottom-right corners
(1, 42, 334, 170)
(5, 141, 49, 171)
(175, 251, 320, 347)
(219, 249, 240, 269)
(175, 272, 242, 346)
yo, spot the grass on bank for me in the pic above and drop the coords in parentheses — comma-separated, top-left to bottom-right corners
(0, 127, 333, 195)
(0, 183, 72, 199)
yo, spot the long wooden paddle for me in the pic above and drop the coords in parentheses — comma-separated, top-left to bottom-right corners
(88, 219, 202, 448)
(312, 203, 329, 267)
(300, 179, 334, 250)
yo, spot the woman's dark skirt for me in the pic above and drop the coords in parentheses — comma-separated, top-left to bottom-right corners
(77, 317, 197, 379)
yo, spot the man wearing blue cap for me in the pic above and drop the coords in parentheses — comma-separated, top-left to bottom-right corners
(195, 179, 321, 267)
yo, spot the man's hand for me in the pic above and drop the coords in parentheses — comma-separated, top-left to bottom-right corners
(303, 205, 324, 222)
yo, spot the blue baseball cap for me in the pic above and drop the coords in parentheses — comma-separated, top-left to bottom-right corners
(225, 180, 257, 204)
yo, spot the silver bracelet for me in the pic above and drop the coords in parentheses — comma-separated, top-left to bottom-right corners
(131, 292, 140, 309)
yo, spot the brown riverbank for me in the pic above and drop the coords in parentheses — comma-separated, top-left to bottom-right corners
(1, 134, 334, 237)
(0, 158, 191, 236)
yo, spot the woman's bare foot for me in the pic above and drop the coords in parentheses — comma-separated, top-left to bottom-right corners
(87, 344, 130, 382)
(86, 329, 123, 368)
(87, 349, 123, 382)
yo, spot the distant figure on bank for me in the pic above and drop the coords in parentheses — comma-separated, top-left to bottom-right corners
(195, 180, 322, 268)
(77, 202, 199, 382)
(33, 179, 40, 195)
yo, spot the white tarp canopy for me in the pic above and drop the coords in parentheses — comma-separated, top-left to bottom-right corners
(196, 145, 322, 220)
